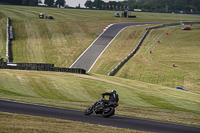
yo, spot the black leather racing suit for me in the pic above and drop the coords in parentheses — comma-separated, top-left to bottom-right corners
(101, 92, 119, 107)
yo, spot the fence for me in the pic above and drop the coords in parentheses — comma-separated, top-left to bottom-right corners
(108, 22, 200, 76)
(0, 62, 86, 74)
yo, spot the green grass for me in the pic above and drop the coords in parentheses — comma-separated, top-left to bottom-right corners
(0, 5, 200, 131)
(0, 69, 200, 127)
(90, 25, 150, 74)
(0, 5, 200, 65)
(113, 25, 200, 93)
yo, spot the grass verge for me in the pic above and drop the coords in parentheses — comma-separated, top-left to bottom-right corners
(0, 112, 145, 133)
(0, 69, 200, 127)
(114, 25, 200, 93)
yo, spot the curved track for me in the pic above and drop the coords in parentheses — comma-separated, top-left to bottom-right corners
(70, 22, 159, 72)
(0, 100, 200, 133)
(1, 23, 200, 132)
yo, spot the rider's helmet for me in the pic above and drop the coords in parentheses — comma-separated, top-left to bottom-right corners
(110, 90, 116, 94)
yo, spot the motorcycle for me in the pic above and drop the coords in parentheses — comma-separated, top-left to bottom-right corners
(84, 95, 119, 117)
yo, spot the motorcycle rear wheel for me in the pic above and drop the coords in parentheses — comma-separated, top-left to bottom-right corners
(84, 106, 93, 115)
(102, 107, 115, 117)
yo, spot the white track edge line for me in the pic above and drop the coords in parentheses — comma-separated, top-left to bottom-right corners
(87, 26, 128, 72)
(69, 24, 113, 68)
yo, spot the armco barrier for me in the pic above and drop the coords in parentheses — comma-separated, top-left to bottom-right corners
(108, 28, 150, 76)
(10, 26, 13, 40)
(0, 62, 86, 74)
(5, 17, 14, 62)
(108, 22, 200, 76)
(6, 17, 11, 62)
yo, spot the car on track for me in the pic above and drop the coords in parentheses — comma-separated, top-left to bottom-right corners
(174, 86, 188, 91)
(115, 13, 120, 17)
(182, 27, 191, 30)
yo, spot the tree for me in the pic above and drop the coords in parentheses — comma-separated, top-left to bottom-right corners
(29, 0, 38, 6)
(44, 0, 54, 6)
(22, 0, 29, 5)
(38, 0, 42, 4)
(9, 0, 22, 5)
(108, 1, 117, 10)
(93, 0, 104, 9)
(189, 0, 200, 11)
(77, 3, 81, 8)
(85, 0, 93, 9)
(55, 0, 65, 7)
(22, 0, 38, 6)
(126, 0, 200, 12)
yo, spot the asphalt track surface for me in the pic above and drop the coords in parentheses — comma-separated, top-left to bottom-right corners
(70, 22, 159, 72)
(1, 100, 200, 133)
(1, 22, 200, 132)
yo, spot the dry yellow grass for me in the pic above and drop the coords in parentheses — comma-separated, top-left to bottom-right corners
(0, 112, 145, 133)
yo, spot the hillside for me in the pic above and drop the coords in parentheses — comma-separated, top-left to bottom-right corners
(0, 69, 200, 127)
(105, 25, 200, 93)
(0, 5, 200, 131)
(0, 5, 200, 67)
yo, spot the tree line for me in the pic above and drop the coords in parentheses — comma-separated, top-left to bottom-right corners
(0, 0, 38, 6)
(0, 0, 65, 7)
(0, 0, 199, 13)
(85, 0, 200, 13)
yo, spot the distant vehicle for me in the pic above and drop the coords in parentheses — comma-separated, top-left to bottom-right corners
(115, 13, 120, 17)
(174, 86, 188, 91)
(182, 27, 191, 30)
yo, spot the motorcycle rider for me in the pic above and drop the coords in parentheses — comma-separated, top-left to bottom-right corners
(101, 90, 119, 108)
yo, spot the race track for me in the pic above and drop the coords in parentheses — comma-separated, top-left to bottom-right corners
(1, 23, 200, 132)
(70, 22, 158, 72)
(0, 100, 200, 133)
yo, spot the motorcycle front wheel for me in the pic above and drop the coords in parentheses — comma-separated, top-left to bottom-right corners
(102, 107, 115, 117)
(84, 106, 93, 115)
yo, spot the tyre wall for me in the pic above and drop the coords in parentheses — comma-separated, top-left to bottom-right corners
(0, 62, 86, 74)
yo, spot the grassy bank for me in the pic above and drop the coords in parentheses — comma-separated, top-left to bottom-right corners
(0, 5, 200, 131)
(113, 25, 200, 93)
(0, 5, 200, 67)
(0, 69, 200, 127)
(90, 25, 150, 74)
